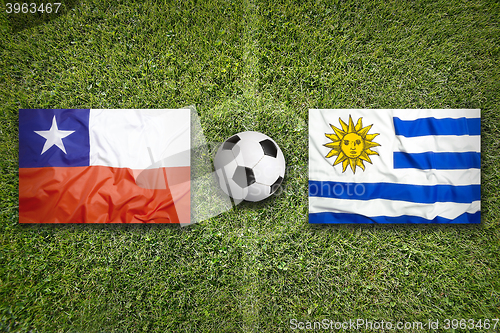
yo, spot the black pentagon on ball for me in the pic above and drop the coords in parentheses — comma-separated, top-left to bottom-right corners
(232, 166, 256, 188)
(222, 135, 241, 150)
(270, 176, 283, 193)
(259, 139, 278, 158)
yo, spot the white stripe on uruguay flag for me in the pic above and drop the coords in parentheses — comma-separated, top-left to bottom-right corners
(308, 109, 480, 224)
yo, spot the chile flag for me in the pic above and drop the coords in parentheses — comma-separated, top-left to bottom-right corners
(19, 109, 191, 223)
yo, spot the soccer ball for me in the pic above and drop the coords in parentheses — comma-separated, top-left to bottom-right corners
(214, 131, 286, 202)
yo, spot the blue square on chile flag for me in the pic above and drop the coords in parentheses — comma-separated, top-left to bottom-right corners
(19, 109, 90, 168)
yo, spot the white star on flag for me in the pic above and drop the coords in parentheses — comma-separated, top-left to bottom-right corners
(34, 116, 75, 154)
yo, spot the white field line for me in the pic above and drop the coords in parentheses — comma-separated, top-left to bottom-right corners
(239, 0, 262, 331)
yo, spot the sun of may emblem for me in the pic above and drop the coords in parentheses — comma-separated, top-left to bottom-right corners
(324, 115, 381, 174)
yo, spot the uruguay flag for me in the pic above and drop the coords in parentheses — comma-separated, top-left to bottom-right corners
(19, 109, 191, 223)
(309, 109, 480, 224)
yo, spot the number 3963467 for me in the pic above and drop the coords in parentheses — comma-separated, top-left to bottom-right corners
(6, 3, 61, 14)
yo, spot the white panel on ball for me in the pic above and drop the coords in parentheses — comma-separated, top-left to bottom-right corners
(246, 182, 271, 202)
(276, 150, 286, 175)
(233, 139, 264, 168)
(252, 155, 283, 186)
(236, 131, 267, 141)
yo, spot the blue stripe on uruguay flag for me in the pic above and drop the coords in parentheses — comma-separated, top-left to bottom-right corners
(393, 152, 481, 169)
(393, 117, 481, 137)
(308, 109, 481, 224)
(309, 211, 481, 224)
(308, 180, 481, 204)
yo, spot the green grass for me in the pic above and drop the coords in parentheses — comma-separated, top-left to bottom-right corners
(1, 0, 499, 331)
